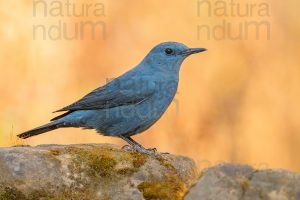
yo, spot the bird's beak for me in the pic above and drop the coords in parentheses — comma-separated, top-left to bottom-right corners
(181, 48, 207, 56)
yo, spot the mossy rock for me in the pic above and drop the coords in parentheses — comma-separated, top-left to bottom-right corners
(0, 144, 198, 200)
(0, 185, 27, 200)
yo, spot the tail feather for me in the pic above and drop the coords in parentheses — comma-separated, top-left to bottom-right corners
(18, 121, 63, 139)
(50, 111, 73, 121)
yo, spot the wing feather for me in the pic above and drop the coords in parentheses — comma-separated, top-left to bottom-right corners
(54, 76, 156, 112)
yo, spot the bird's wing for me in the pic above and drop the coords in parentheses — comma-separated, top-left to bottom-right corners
(54, 75, 156, 112)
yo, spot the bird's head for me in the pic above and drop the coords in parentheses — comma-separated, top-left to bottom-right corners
(142, 42, 206, 73)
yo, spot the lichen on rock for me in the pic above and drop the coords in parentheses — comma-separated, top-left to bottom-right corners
(1, 144, 300, 199)
(0, 144, 198, 200)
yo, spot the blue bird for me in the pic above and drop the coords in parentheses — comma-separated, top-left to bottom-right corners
(18, 42, 206, 154)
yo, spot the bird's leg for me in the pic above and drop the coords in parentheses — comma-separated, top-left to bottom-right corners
(120, 135, 157, 155)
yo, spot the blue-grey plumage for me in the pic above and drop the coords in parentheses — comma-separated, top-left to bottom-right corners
(18, 42, 206, 154)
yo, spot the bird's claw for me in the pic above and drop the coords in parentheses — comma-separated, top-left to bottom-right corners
(121, 145, 132, 151)
(122, 145, 157, 156)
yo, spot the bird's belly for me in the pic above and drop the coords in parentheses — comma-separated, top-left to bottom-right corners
(97, 101, 166, 136)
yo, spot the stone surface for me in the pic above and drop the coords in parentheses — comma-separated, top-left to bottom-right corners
(0, 144, 198, 200)
(184, 163, 300, 200)
(1, 144, 300, 200)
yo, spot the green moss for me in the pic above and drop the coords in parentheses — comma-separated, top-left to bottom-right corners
(155, 156, 177, 172)
(0, 186, 67, 200)
(137, 156, 187, 200)
(117, 168, 137, 176)
(0, 186, 26, 200)
(0, 184, 58, 200)
(16, 146, 148, 199)
(115, 152, 147, 176)
(88, 154, 117, 177)
(50, 146, 117, 178)
(138, 178, 185, 200)
(27, 189, 54, 200)
(131, 152, 147, 168)
(49, 146, 148, 179)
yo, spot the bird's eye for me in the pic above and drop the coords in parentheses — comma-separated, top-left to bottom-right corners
(165, 48, 174, 55)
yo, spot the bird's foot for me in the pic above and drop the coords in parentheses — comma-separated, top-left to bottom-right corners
(122, 144, 157, 156)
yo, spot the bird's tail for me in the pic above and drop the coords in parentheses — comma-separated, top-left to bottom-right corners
(17, 121, 64, 139)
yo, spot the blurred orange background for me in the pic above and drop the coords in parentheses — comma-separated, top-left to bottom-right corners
(1, 0, 300, 172)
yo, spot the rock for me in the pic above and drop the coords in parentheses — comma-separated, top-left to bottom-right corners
(2, 145, 300, 200)
(184, 163, 300, 200)
(0, 144, 198, 200)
